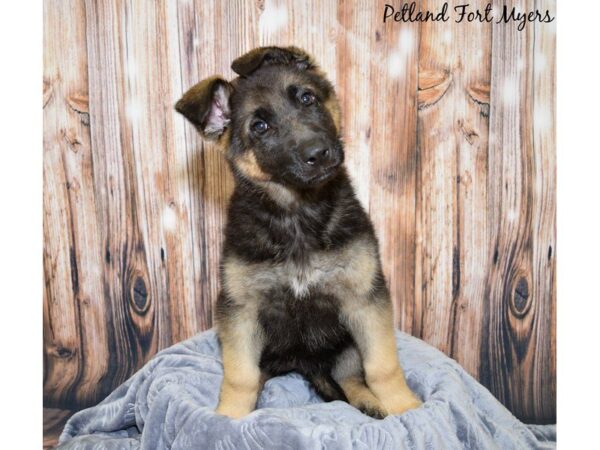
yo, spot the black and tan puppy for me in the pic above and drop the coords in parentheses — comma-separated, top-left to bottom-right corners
(175, 46, 422, 419)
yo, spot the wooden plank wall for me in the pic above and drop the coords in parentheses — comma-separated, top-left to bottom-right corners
(43, 0, 556, 423)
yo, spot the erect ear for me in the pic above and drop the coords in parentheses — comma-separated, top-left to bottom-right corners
(231, 46, 316, 77)
(175, 76, 232, 140)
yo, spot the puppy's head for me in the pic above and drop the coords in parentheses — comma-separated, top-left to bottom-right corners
(175, 46, 343, 190)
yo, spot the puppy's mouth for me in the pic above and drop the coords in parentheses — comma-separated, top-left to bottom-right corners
(306, 162, 341, 185)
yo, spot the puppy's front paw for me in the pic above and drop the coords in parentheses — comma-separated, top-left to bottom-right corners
(356, 402, 388, 420)
(384, 392, 422, 416)
(215, 401, 252, 419)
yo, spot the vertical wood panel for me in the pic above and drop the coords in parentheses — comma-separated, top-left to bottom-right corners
(415, 2, 458, 350)
(482, 0, 556, 423)
(529, 0, 556, 422)
(449, 5, 491, 378)
(161, 0, 202, 343)
(43, 0, 109, 408)
(362, 1, 419, 331)
(416, 0, 492, 375)
(43, 0, 556, 423)
(84, 0, 159, 405)
(119, 0, 175, 353)
(44, 0, 82, 406)
(336, 0, 373, 207)
(170, 0, 213, 336)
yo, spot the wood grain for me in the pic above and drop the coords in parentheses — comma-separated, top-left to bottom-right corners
(43, 408, 74, 449)
(480, 0, 556, 423)
(43, 0, 556, 423)
(416, 0, 491, 378)
(345, 0, 419, 332)
(43, 0, 109, 409)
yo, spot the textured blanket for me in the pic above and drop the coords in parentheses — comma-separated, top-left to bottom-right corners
(57, 330, 555, 449)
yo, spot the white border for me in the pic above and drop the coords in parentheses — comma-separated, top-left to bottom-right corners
(0, 1, 43, 448)
(557, 0, 600, 446)
(1, 0, 598, 448)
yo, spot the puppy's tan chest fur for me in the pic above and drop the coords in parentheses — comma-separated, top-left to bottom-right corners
(223, 236, 378, 305)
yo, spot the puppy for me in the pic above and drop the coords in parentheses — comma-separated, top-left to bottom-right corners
(175, 46, 422, 419)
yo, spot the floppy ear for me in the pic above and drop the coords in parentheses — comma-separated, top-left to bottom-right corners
(231, 46, 316, 77)
(175, 76, 232, 140)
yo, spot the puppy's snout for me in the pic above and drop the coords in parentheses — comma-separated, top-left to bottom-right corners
(302, 145, 331, 167)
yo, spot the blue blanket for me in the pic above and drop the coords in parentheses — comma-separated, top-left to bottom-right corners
(57, 330, 555, 449)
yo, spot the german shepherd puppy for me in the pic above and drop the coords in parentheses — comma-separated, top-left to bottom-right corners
(175, 46, 422, 419)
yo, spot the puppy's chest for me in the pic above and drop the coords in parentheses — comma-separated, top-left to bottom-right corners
(275, 257, 337, 297)
(250, 250, 350, 301)
(223, 237, 377, 307)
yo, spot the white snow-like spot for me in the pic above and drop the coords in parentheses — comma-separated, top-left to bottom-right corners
(502, 77, 519, 107)
(388, 51, 405, 78)
(507, 209, 518, 222)
(535, 52, 547, 75)
(534, 103, 552, 132)
(126, 99, 142, 122)
(516, 58, 526, 72)
(126, 58, 137, 83)
(399, 27, 415, 53)
(442, 30, 452, 44)
(162, 205, 177, 231)
(259, 0, 288, 35)
(193, 37, 200, 49)
(388, 28, 415, 79)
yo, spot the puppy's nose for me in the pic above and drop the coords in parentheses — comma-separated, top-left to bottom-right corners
(302, 145, 330, 166)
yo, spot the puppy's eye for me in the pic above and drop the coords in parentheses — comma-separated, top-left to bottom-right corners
(251, 120, 269, 134)
(300, 92, 316, 106)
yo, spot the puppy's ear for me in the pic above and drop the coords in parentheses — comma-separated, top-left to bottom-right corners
(231, 46, 316, 77)
(175, 76, 232, 140)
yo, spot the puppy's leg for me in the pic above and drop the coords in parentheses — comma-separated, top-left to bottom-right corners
(216, 312, 263, 419)
(308, 373, 348, 402)
(343, 302, 422, 415)
(332, 346, 387, 419)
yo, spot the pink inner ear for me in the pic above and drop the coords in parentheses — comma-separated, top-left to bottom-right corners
(204, 85, 230, 135)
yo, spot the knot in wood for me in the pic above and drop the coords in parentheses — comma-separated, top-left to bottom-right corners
(130, 276, 150, 314)
(50, 345, 76, 360)
(466, 82, 490, 117)
(511, 276, 531, 317)
(418, 69, 452, 110)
